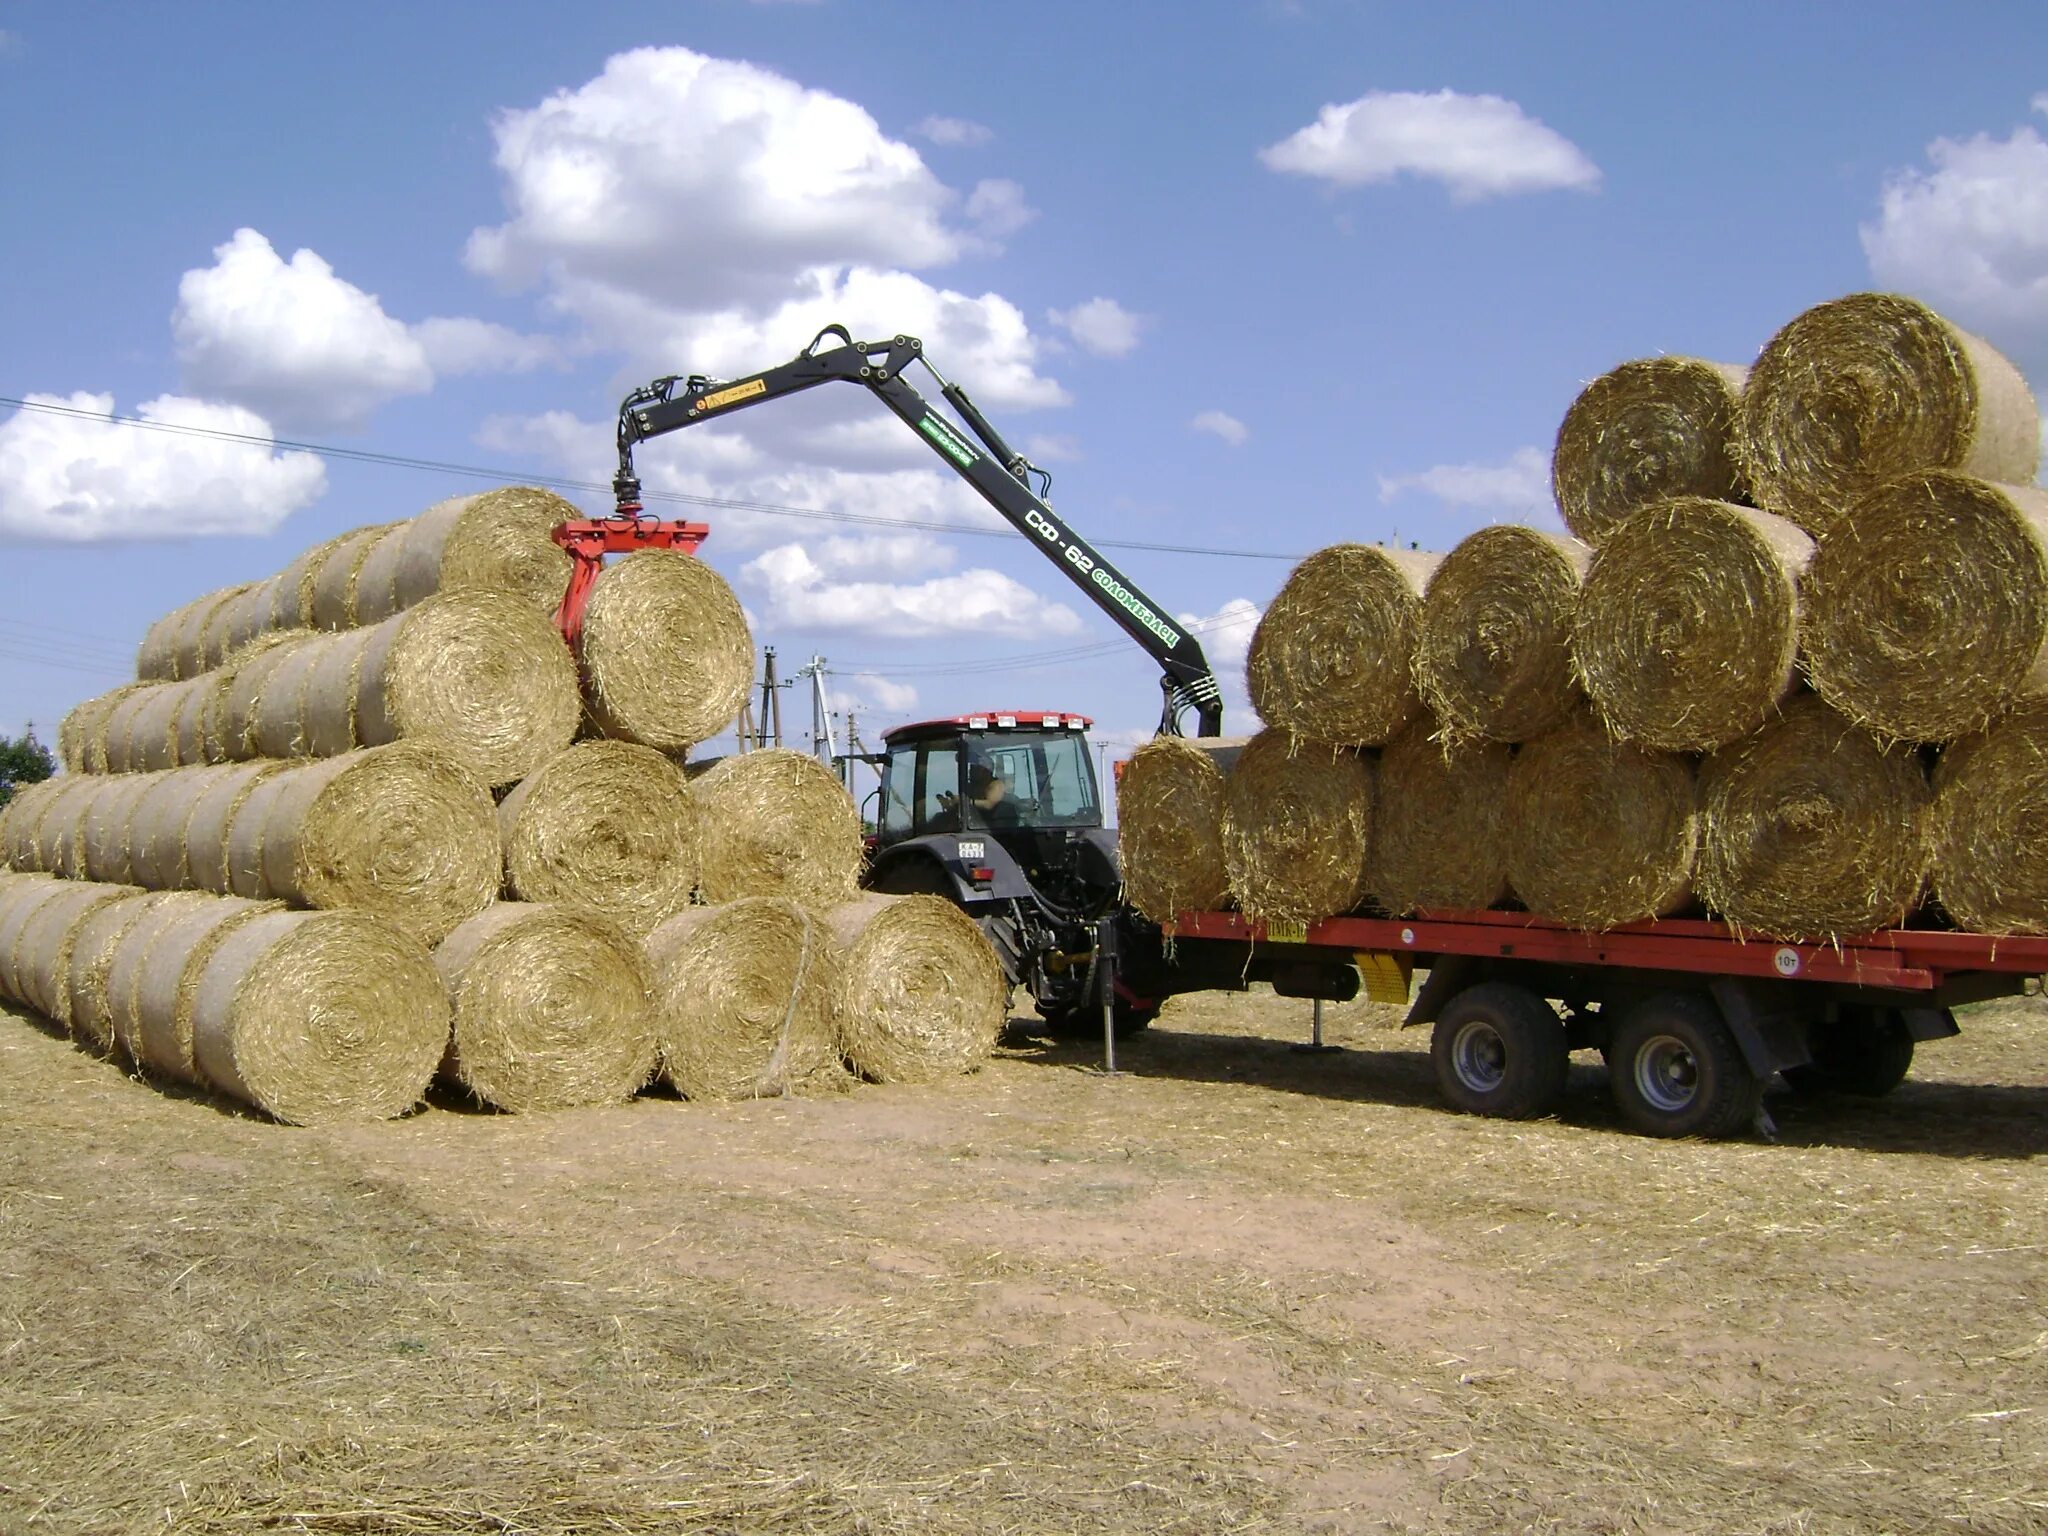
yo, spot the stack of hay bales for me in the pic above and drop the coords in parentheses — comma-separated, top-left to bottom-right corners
(1122, 290, 2048, 940)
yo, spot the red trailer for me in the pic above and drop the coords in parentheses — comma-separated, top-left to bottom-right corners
(1161, 908, 2048, 1139)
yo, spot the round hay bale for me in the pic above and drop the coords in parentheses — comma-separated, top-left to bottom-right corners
(66, 890, 205, 1052)
(1221, 729, 1373, 925)
(1930, 700, 2048, 934)
(168, 583, 254, 681)
(436, 901, 659, 1111)
(218, 633, 317, 760)
(826, 893, 1006, 1084)
(580, 550, 753, 753)
(127, 763, 243, 890)
(219, 577, 282, 657)
(1572, 498, 1814, 752)
(356, 487, 579, 624)
(100, 683, 181, 774)
(61, 683, 145, 774)
(347, 590, 580, 786)
(250, 637, 331, 760)
(82, 771, 165, 885)
(100, 889, 240, 1065)
(1695, 696, 1929, 939)
(136, 599, 198, 682)
(201, 631, 308, 761)
(500, 740, 700, 933)
(127, 895, 282, 1082)
(1505, 711, 1697, 929)
(691, 749, 863, 907)
(190, 908, 447, 1124)
(1247, 544, 1440, 746)
(1805, 472, 2048, 743)
(0, 872, 62, 1002)
(181, 762, 290, 893)
(30, 777, 98, 880)
(12, 878, 144, 1026)
(225, 743, 498, 943)
(1362, 722, 1510, 916)
(1413, 525, 1589, 745)
(301, 629, 373, 757)
(267, 533, 350, 632)
(1552, 357, 1750, 544)
(1, 778, 66, 869)
(195, 581, 262, 672)
(1116, 735, 1231, 923)
(308, 522, 399, 631)
(646, 899, 847, 1101)
(1740, 292, 2041, 535)
(171, 679, 215, 766)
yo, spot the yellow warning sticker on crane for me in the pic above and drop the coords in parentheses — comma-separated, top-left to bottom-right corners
(1355, 951, 1413, 1005)
(698, 379, 767, 412)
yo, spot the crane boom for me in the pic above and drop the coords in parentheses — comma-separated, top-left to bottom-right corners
(613, 326, 1224, 736)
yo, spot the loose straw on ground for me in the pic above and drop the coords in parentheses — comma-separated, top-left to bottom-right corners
(1572, 497, 1813, 751)
(1221, 729, 1373, 925)
(1931, 701, 2048, 934)
(1362, 721, 1509, 915)
(1248, 544, 1439, 746)
(436, 902, 658, 1111)
(691, 749, 864, 907)
(827, 893, 1006, 1084)
(1740, 292, 2040, 535)
(1413, 525, 1588, 745)
(647, 898, 848, 1100)
(1695, 695, 1929, 939)
(1505, 710, 1697, 929)
(1553, 357, 1749, 545)
(580, 550, 755, 754)
(1117, 735, 1232, 923)
(1805, 472, 2048, 742)
(500, 741, 700, 933)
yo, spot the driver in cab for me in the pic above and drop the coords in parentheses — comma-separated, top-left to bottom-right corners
(966, 763, 1020, 828)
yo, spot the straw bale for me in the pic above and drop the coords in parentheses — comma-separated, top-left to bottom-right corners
(1572, 498, 1814, 751)
(1740, 292, 2041, 535)
(647, 898, 848, 1101)
(1805, 472, 2048, 742)
(267, 533, 350, 632)
(65, 889, 204, 1052)
(61, 682, 147, 773)
(1, 778, 66, 868)
(1248, 544, 1440, 746)
(500, 740, 700, 933)
(127, 763, 242, 890)
(99, 683, 183, 773)
(1413, 525, 1589, 745)
(250, 639, 328, 760)
(436, 901, 659, 1111)
(30, 777, 98, 880)
(691, 748, 864, 907)
(580, 550, 753, 753)
(10, 878, 144, 1026)
(82, 771, 165, 885)
(355, 487, 579, 624)
(136, 599, 196, 682)
(219, 577, 282, 657)
(308, 523, 400, 631)
(825, 893, 1006, 1084)
(1930, 700, 2048, 934)
(0, 871, 62, 1001)
(194, 581, 263, 672)
(1362, 721, 1510, 916)
(1220, 729, 1374, 925)
(224, 743, 497, 943)
(1552, 357, 1750, 544)
(219, 633, 317, 760)
(1695, 696, 1929, 939)
(1116, 734, 1231, 924)
(180, 762, 289, 893)
(161, 583, 256, 681)
(1506, 711, 1697, 929)
(126, 895, 283, 1081)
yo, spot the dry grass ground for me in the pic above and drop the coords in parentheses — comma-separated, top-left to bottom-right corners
(0, 983, 2043, 1534)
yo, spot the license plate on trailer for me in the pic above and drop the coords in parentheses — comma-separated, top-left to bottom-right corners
(956, 840, 986, 861)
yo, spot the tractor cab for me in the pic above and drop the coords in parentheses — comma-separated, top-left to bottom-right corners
(873, 711, 1101, 853)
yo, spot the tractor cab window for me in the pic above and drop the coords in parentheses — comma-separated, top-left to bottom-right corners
(976, 732, 1100, 827)
(878, 746, 917, 841)
(916, 744, 963, 833)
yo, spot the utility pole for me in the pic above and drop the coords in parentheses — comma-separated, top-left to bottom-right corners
(758, 647, 784, 749)
(791, 655, 835, 763)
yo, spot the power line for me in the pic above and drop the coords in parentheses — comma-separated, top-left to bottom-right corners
(0, 394, 1305, 562)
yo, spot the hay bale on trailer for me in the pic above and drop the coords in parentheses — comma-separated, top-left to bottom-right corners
(1930, 700, 2048, 934)
(1572, 497, 1813, 751)
(1362, 721, 1510, 916)
(579, 549, 754, 754)
(1695, 695, 1930, 939)
(500, 740, 701, 934)
(826, 893, 1006, 1084)
(1505, 710, 1697, 929)
(690, 749, 864, 907)
(353, 487, 579, 624)
(1552, 356, 1749, 544)
(435, 902, 659, 1112)
(1805, 473, 2048, 743)
(1248, 543, 1440, 746)
(1740, 293, 2040, 535)
(1413, 525, 1588, 745)
(646, 898, 848, 1101)
(1221, 729, 1373, 926)
(1116, 734, 1232, 924)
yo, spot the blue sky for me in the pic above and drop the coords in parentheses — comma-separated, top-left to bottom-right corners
(5, 1, 2048, 780)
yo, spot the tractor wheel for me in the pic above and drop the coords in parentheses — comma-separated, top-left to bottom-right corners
(1782, 1007, 1915, 1097)
(1429, 983, 1568, 1120)
(1609, 992, 1761, 1139)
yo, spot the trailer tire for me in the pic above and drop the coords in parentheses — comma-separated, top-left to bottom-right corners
(1430, 984, 1568, 1120)
(1783, 1007, 1914, 1097)
(1609, 992, 1761, 1139)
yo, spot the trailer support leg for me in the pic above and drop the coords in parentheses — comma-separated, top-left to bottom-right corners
(1292, 996, 1341, 1055)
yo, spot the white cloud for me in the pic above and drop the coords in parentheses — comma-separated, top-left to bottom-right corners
(917, 115, 993, 148)
(1261, 89, 1600, 201)
(0, 392, 326, 542)
(1378, 445, 1552, 515)
(839, 671, 920, 714)
(741, 541, 1085, 639)
(413, 316, 559, 375)
(965, 178, 1038, 239)
(1049, 297, 1145, 358)
(1023, 433, 1081, 463)
(1861, 100, 2048, 368)
(1191, 410, 1249, 446)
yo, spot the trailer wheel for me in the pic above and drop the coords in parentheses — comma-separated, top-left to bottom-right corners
(1609, 992, 1761, 1139)
(1783, 1007, 1915, 1097)
(1430, 984, 1568, 1120)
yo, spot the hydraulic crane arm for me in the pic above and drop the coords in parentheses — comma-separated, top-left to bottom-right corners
(613, 325, 1224, 737)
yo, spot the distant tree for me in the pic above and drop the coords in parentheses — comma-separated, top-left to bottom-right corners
(0, 727, 56, 808)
